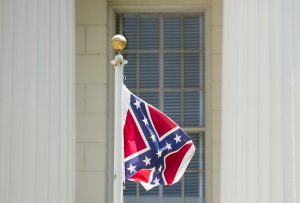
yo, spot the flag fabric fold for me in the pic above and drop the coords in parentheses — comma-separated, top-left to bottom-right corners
(122, 85, 195, 191)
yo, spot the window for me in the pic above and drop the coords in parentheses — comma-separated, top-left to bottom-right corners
(116, 13, 205, 203)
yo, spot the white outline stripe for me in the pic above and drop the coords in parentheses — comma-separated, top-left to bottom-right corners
(144, 104, 160, 139)
(145, 104, 180, 142)
(159, 126, 180, 141)
(124, 108, 151, 162)
(173, 145, 195, 183)
(128, 167, 156, 191)
(161, 140, 195, 185)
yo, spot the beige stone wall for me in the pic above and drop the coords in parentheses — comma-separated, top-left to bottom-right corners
(75, 0, 108, 202)
(75, 0, 222, 202)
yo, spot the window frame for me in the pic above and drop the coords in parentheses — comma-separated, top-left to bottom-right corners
(107, 6, 212, 203)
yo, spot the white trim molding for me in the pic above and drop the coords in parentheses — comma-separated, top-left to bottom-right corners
(107, 5, 213, 203)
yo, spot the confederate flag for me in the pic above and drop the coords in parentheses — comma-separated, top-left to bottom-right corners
(123, 85, 195, 191)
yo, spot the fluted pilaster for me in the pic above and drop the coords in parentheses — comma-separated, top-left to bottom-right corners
(221, 0, 300, 203)
(0, 0, 75, 202)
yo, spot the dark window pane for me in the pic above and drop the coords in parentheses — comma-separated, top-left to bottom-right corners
(163, 17, 181, 49)
(184, 173, 199, 197)
(139, 53, 159, 88)
(184, 53, 201, 88)
(199, 16, 204, 50)
(124, 181, 137, 203)
(139, 92, 159, 109)
(164, 92, 182, 125)
(123, 15, 137, 50)
(116, 15, 121, 35)
(164, 53, 181, 88)
(187, 133, 205, 171)
(139, 185, 159, 203)
(139, 16, 160, 49)
(199, 90, 204, 127)
(183, 91, 202, 127)
(124, 53, 137, 88)
(184, 172, 203, 203)
(162, 180, 182, 203)
(183, 17, 200, 49)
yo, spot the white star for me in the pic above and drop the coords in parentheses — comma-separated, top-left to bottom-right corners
(150, 134, 156, 142)
(142, 117, 149, 126)
(127, 164, 136, 174)
(133, 99, 141, 109)
(173, 134, 182, 143)
(156, 150, 162, 158)
(157, 165, 162, 173)
(143, 156, 151, 166)
(165, 142, 172, 151)
(153, 177, 160, 185)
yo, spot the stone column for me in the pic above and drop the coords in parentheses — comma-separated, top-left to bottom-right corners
(0, 0, 75, 203)
(221, 0, 300, 203)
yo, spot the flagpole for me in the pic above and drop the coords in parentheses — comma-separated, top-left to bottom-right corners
(111, 35, 128, 203)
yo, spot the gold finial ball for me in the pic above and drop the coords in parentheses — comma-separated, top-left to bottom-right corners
(112, 34, 127, 51)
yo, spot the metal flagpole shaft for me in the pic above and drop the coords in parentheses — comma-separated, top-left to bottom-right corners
(111, 35, 128, 203)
